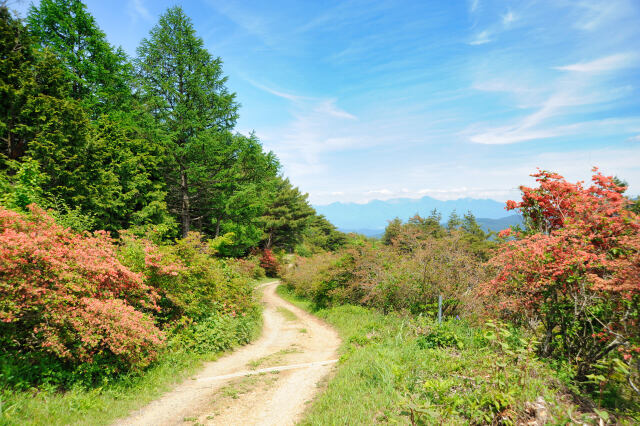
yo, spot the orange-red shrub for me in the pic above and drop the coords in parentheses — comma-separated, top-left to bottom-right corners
(0, 205, 164, 369)
(481, 169, 640, 381)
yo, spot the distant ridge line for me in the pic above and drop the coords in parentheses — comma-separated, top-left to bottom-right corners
(314, 195, 520, 232)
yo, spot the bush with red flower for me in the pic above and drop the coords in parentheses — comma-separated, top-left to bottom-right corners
(0, 205, 165, 374)
(260, 249, 280, 277)
(481, 169, 639, 396)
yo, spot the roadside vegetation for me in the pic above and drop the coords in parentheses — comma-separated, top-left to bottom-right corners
(283, 170, 640, 424)
(279, 286, 590, 424)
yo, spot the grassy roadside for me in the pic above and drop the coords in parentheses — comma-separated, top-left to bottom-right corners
(277, 284, 613, 425)
(0, 283, 266, 426)
(1, 351, 219, 425)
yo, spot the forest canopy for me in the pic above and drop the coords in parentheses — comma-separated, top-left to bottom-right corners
(0, 1, 342, 255)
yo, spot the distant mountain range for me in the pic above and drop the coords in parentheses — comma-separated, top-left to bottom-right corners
(314, 196, 522, 237)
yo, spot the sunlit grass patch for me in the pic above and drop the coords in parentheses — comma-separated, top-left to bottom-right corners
(246, 346, 303, 370)
(276, 306, 298, 321)
(276, 284, 602, 425)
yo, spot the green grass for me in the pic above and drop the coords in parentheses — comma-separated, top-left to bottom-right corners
(0, 350, 217, 426)
(246, 346, 302, 370)
(276, 284, 614, 425)
(276, 306, 298, 321)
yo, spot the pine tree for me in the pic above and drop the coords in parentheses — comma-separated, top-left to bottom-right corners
(261, 177, 316, 251)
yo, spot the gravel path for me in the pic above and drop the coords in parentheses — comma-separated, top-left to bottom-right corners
(115, 281, 340, 426)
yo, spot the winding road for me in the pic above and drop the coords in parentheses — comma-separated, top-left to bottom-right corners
(116, 281, 340, 426)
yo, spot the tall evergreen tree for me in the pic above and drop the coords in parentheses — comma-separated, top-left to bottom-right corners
(2, 2, 173, 233)
(1, 4, 91, 205)
(301, 214, 346, 252)
(27, 0, 132, 115)
(261, 177, 316, 251)
(446, 210, 462, 231)
(136, 6, 239, 237)
(0, 4, 34, 161)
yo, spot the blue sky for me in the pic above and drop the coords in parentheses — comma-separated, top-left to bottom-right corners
(12, 0, 640, 205)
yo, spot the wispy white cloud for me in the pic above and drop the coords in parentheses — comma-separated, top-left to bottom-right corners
(574, 0, 637, 31)
(468, 71, 638, 143)
(469, 0, 480, 14)
(315, 100, 357, 120)
(127, 0, 152, 22)
(469, 6, 521, 46)
(225, 0, 640, 205)
(502, 10, 517, 25)
(469, 30, 492, 45)
(469, 3, 640, 147)
(205, 0, 281, 48)
(246, 79, 310, 102)
(470, 115, 640, 145)
(242, 80, 363, 179)
(555, 53, 639, 73)
(247, 80, 356, 122)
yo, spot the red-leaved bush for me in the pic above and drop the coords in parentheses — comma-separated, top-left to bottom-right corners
(0, 205, 164, 369)
(260, 249, 280, 277)
(481, 169, 640, 384)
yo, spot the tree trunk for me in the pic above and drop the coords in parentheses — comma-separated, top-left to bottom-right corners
(180, 164, 190, 237)
(266, 230, 273, 249)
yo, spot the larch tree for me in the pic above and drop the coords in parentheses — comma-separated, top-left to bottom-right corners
(135, 6, 238, 237)
(27, 0, 132, 115)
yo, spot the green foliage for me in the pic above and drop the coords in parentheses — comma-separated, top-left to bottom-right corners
(117, 232, 255, 323)
(80, 112, 174, 233)
(284, 224, 488, 316)
(226, 255, 266, 280)
(0, 157, 45, 209)
(0, 310, 261, 426)
(0, 3, 342, 421)
(169, 307, 261, 355)
(135, 6, 240, 237)
(382, 217, 403, 245)
(416, 326, 464, 350)
(0, 206, 165, 387)
(1, 2, 317, 248)
(296, 214, 346, 255)
(0, 207, 263, 404)
(0, 4, 36, 162)
(1, 4, 173, 235)
(27, 0, 133, 115)
(261, 177, 315, 251)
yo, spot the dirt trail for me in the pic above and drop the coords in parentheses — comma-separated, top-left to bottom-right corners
(115, 281, 340, 426)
